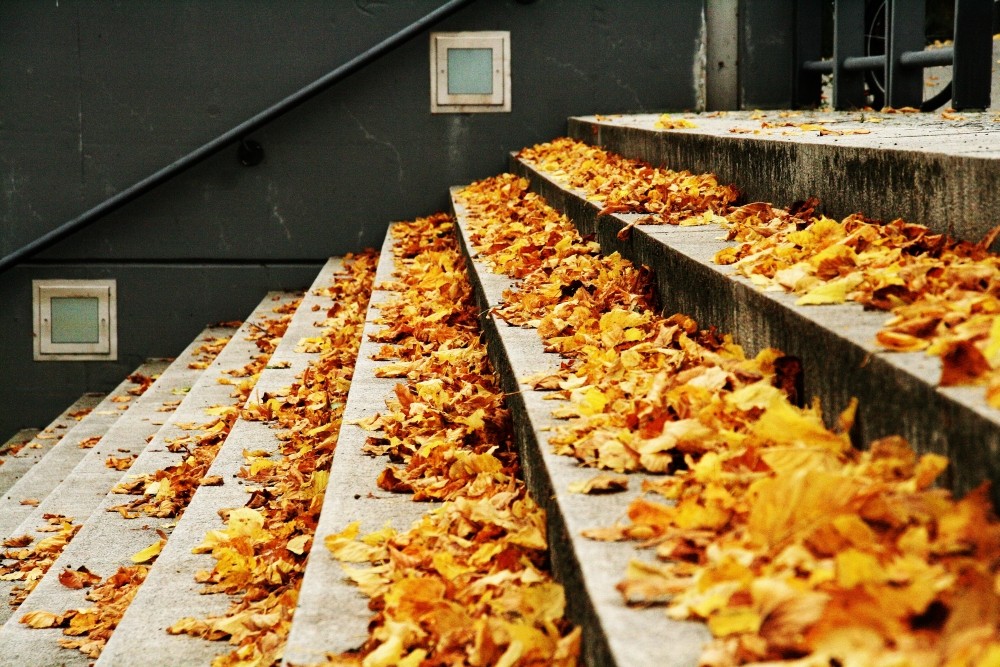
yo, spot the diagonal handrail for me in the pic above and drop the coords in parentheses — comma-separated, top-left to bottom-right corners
(0, 0, 475, 275)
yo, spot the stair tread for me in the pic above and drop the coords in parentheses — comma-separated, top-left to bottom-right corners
(282, 235, 432, 665)
(0, 362, 170, 541)
(512, 154, 1000, 502)
(0, 395, 105, 498)
(0, 322, 239, 642)
(94, 264, 343, 667)
(0, 430, 40, 457)
(449, 189, 710, 667)
(569, 112, 1000, 243)
(0, 289, 305, 664)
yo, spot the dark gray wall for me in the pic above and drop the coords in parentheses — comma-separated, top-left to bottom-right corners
(0, 0, 705, 439)
(738, 1, 797, 109)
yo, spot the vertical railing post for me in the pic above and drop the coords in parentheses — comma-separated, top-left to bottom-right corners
(833, 0, 867, 108)
(794, 0, 825, 107)
(952, 0, 993, 109)
(887, 0, 926, 108)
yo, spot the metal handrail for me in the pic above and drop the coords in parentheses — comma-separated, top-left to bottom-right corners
(795, 0, 992, 111)
(804, 47, 957, 75)
(0, 0, 475, 275)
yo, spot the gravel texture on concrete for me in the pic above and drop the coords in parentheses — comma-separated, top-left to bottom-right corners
(0, 320, 242, 660)
(94, 266, 338, 667)
(283, 233, 437, 666)
(568, 111, 1000, 245)
(449, 188, 713, 667)
(0, 362, 170, 541)
(512, 156, 1000, 505)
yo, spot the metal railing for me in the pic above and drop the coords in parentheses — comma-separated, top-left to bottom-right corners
(0, 0, 475, 275)
(795, 0, 993, 110)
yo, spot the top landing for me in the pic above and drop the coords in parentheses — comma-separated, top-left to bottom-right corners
(568, 110, 1000, 243)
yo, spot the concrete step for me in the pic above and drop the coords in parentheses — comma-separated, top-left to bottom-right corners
(0, 289, 300, 665)
(0, 324, 237, 634)
(0, 430, 39, 457)
(0, 362, 170, 542)
(0, 395, 104, 499)
(94, 260, 349, 666)
(282, 235, 434, 665)
(449, 189, 710, 667)
(567, 111, 1000, 245)
(511, 148, 1000, 503)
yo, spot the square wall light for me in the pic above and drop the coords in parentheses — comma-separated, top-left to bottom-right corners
(33, 279, 117, 361)
(431, 31, 510, 113)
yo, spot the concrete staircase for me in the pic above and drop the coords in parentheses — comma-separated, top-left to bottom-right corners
(529, 112, 1000, 502)
(1, 110, 998, 666)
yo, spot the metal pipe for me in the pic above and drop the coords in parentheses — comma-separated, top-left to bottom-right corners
(0, 0, 476, 275)
(899, 46, 954, 67)
(804, 47, 955, 76)
(802, 59, 835, 73)
(842, 54, 886, 71)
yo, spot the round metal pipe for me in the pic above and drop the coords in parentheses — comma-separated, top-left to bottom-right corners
(842, 54, 886, 71)
(802, 59, 835, 73)
(900, 46, 954, 67)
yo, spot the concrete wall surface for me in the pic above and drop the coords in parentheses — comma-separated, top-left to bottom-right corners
(0, 0, 704, 438)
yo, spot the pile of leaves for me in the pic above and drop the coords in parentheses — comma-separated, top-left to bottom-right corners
(716, 205, 1000, 405)
(21, 556, 153, 658)
(457, 173, 1000, 665)
(18, 306, 294, 658)
(189, 333, 237, 370)
(518, 137, 738, 225)
(324, 214, 580, 666)
(518, 137, 1000, 405)
(0, 364, 195, 617)
(167, 252, 377, 666)
(2, 515, 81, 609)
(110, 302, 296, 519)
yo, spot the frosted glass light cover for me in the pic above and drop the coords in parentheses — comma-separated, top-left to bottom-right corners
(430, 32, 510, 113)
(447, 48, 494, 95)
(50, 297, 101, 344)
(33, 279, 116, 360)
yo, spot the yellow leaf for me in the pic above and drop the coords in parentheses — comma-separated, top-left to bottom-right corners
(796, 274, 862, 305)
(835, 548, 887, 588)
(577, 387, 608, 417)
(287, 534, 311, 555)
(707, 607, 762, 637)
(655, 114, 697, 130)
(227, 507, 265, 538)
(249, 458, 276, 476)
(131, 539, 164, 564)
(20, 610, 64, 628)
(984, 316, 1000, 365)
(326, 522, 385, 563)
(567, 473, 629, 495)
(457, 408, 487, 431)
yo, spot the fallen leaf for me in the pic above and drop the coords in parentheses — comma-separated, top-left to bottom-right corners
(130, 539, 164, 564)
(567, 473, 629, 494)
